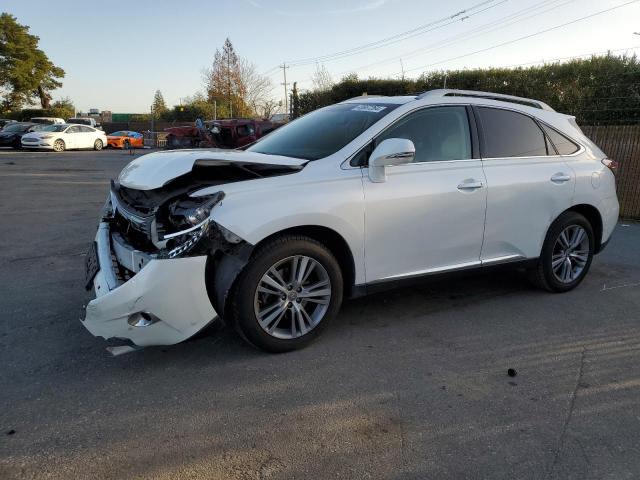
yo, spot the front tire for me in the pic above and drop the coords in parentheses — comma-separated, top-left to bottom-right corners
(229, 235, 343, 352)
(529, 211, 594, 292)
(52, 139, 65, 152)
(94, 139, 103, 151)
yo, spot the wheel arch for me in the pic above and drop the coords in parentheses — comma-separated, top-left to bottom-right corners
(258, 225, 357, 297)
(207, 224, 357, 322)
(563, 204, 604, 253)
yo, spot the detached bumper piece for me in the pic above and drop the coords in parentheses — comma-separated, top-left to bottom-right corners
(83, 221, 217, 346)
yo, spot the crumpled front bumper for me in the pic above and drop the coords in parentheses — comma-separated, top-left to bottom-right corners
(83, 222, 217, 346)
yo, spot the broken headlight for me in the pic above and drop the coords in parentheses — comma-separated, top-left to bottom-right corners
(168, 192, 224, 230)
(163, 191, 225, 258)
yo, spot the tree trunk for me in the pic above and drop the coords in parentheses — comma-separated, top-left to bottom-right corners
(37, 85, 51, 109)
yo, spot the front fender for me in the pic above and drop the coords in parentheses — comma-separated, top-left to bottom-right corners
(209, 171, 366, 284)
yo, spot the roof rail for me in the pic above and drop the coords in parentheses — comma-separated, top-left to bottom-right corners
(416, 89, 555, 111)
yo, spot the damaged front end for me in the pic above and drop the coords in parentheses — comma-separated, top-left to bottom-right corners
(83, 154, 305, 346)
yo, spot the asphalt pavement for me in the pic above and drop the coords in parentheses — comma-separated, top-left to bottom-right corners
(1, 148, 639, 479)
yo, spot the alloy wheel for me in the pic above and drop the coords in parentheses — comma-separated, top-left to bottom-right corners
(551, 225, 590, 283)
(53, 140, 64, 152)
(254, 255, 332, 340)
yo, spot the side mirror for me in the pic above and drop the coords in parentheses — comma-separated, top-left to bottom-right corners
(368, 138, 415, 183)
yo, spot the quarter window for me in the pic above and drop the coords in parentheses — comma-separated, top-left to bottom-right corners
(540, 124, 580, 155)
(375, 106, 472, 163)
(478, 107, 548, 158)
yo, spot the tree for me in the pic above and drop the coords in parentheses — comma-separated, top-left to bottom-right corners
(239, 58, 275, 118)
(311, 63, 333, 92)
(0, 13, 65, 111)
(202, 38, 247, 118)
(259, 99, 281, 119)
(290, 82, 300, 119)
(163, 92, 215, 121)
(152, 90, 167, 117)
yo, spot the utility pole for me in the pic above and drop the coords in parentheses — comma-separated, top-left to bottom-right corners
(280, 63, 290, 116)
(399, 58, 405, 82)
(228, 51, 233, 118)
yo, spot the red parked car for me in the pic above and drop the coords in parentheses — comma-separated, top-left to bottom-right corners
(164, 119, 278, 149)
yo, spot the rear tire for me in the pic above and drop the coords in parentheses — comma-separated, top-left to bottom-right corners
(229, 235, 343, 352)
(528, 211, 594, 292)
(53, 139, 65, 152)
(94, 139, 103, 151)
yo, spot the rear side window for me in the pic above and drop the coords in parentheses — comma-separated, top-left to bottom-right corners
(540, 124, 580, 155)
(376, 106, 471, 163)
(478, 107, 548, 158)
(80, 126, 95, 133)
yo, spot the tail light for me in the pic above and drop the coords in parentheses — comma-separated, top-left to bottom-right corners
(602, 158, 618, 174)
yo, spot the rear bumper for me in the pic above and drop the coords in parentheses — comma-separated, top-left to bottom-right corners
(83, 222, 217, 346)
(599, 195, 620, 249)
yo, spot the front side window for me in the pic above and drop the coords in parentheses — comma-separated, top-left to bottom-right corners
(247, 103, 400, 160)
(42, 125, 66, 132)
(67, 126, 81, 133)
(478, 107, 548, 158)
(540, 124, 580, 155)
(375, 106, 472, 163)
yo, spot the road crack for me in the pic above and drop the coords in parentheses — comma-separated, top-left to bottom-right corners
(546, 345, 587, 478)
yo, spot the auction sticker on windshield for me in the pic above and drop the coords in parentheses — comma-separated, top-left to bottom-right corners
(351, 105, 387, 113)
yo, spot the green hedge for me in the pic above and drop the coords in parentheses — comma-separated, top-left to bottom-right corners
(298, 53, 640, 125)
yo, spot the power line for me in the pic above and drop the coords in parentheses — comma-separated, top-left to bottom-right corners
(285, 0, 508, 67)
(474, 46, 640, 70)
(399, 0, 640, 75)
(336, 0, 572, 77)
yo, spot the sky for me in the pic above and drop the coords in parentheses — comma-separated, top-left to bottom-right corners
(2, 0, 639, 113)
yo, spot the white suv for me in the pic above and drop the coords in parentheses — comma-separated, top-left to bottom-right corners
(83, 90, 619, 352)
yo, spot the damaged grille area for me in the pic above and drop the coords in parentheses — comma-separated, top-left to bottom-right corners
(109, 157, 304, 254)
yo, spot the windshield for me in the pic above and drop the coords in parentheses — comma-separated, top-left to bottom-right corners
(2, 123, 30, 133)
(42, 125, 67, 132)
(247, 103, 399, 160)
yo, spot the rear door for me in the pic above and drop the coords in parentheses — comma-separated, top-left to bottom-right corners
(363, 105, 487, 282)
(476, 106, 576, 262)
(80, 126, 97, 148)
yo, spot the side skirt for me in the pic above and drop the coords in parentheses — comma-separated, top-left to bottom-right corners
(348, 258, 539, 299)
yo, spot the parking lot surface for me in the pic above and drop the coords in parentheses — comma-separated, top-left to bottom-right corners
(1, 149, 639, 480)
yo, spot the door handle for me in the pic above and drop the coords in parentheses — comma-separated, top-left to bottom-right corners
(550, 173, 571, 183)
(457, 180, 484, 191)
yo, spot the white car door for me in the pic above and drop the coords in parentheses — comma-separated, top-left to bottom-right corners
(475, 106, 576, 262)
(362, 106, 487, 283)
(64, 125, 82, 149)
(80, 126, 98, 148)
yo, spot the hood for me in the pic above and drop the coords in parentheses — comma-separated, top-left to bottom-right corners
(118, 149, 308, 190)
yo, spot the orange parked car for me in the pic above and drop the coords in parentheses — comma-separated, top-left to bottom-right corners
(107, 131, 144, 149)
